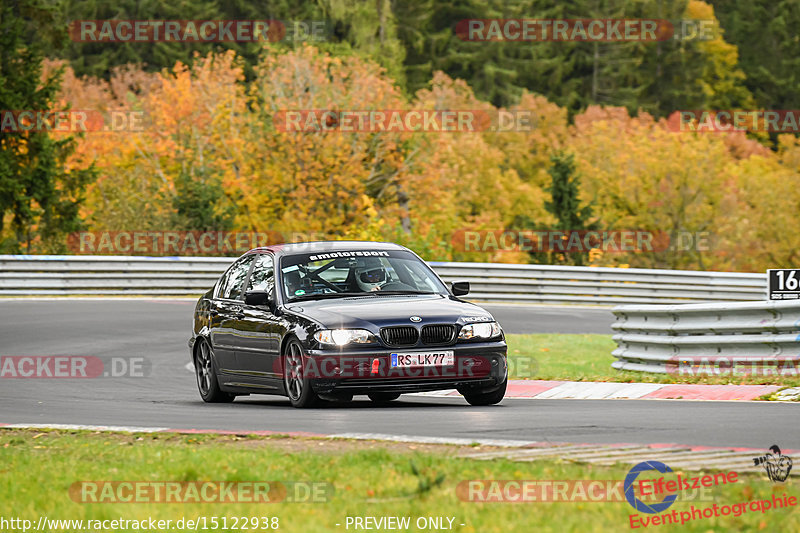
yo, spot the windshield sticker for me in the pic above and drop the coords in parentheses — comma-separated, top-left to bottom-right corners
(309, 251, 390, 261)
(294, 289, 306, 296)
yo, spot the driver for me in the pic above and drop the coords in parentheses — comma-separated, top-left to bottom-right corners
(355, 258, 388, 292)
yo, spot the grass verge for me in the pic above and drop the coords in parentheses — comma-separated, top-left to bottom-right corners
(1, 429, 796, 532)
(506, 334, 800, 387)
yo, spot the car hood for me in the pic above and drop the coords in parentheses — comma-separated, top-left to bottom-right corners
(283, 294, 495, 330)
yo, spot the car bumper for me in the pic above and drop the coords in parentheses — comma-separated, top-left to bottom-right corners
(305, 341, 507, 395)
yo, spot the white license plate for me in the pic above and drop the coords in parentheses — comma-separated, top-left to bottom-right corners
(391, 351, 455, 368)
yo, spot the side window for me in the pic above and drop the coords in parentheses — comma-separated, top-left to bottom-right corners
(221, 256, 255, 300)
(215, 265, 235, 298)
(245, 255, 274, 293)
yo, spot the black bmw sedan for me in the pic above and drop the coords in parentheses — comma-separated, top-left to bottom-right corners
(189, 241, 508, 407)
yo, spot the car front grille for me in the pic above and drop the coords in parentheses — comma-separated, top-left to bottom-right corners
(421, 324, 456, 345)
(381, 326, 419, 347)
(380, 324, 457, 346)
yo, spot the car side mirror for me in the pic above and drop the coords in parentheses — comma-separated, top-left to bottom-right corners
(451, 280, 470, 296)
(244, 290, 277, 313)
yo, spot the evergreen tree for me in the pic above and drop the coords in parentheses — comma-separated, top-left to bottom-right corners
(542, 151, 596, 266)
(171, 170, 235, 232)
(395, 0, 753, 116)
(397, 0, 559, 108)
(711, 0, 800, 110)
(55, 0, 408, 86)
(641, 0, 753, 116)
(0, 0, 95, 253)
(57, 0, 223, 79)
(50, 0, 759, 117)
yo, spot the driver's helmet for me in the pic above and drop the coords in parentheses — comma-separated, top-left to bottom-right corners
(355, 258, 387, 291)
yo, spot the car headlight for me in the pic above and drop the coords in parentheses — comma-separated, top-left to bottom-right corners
(314, 329, 375, 346)
(458, 321, 501, 340)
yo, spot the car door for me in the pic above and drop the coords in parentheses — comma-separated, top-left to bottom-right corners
(209, 255, 255, 374)
(234, 254, 281, 382)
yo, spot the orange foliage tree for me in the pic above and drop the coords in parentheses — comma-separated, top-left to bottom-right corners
(48, 45, 800, 271)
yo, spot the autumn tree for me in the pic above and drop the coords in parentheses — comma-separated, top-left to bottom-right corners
(569, 106, 736, 270)
(241, 45, 408, 239)
(715, 135, 800, 272)
(44, 40, 800, 270)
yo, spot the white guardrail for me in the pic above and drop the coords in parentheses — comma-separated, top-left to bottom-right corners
(0, 254, 767, 304)
(611, 301, 800, 373)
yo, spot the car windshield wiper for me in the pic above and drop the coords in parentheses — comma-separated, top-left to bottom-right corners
(286, 292, 364, 302)
(370, 290, 436, 296)
(287, 290, 437, 302)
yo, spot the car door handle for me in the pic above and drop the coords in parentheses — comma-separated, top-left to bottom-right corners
(231, 305, 244, 318)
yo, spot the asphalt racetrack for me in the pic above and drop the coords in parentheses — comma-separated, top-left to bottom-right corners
(1, 299, 795, 449)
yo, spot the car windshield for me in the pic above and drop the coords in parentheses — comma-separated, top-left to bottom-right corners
(280, 250, 447, 301)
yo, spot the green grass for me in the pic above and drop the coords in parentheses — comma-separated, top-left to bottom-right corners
(506, 334, 800, 387)
(1, 429, 797, 532)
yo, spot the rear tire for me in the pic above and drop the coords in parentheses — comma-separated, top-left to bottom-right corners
(195, 339, 235, 403)
(462, 380, 506, 406)
(368, 392, 401, 404)
(283, 339, 320, 408)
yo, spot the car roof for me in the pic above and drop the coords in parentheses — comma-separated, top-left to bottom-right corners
(244, 240, 410, 257)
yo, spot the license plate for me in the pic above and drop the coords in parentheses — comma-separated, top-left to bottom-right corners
(391, 351, 455, 368)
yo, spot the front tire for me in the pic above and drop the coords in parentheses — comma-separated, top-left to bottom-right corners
(195, 339, 235, 403)
(283, 339, 320, 408)
(462, 379, 507, 406)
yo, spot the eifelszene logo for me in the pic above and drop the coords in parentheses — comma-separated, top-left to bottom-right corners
(624, 461, 677, 514)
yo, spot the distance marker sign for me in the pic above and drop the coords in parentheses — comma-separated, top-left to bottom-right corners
(767, 269, 800, 300)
